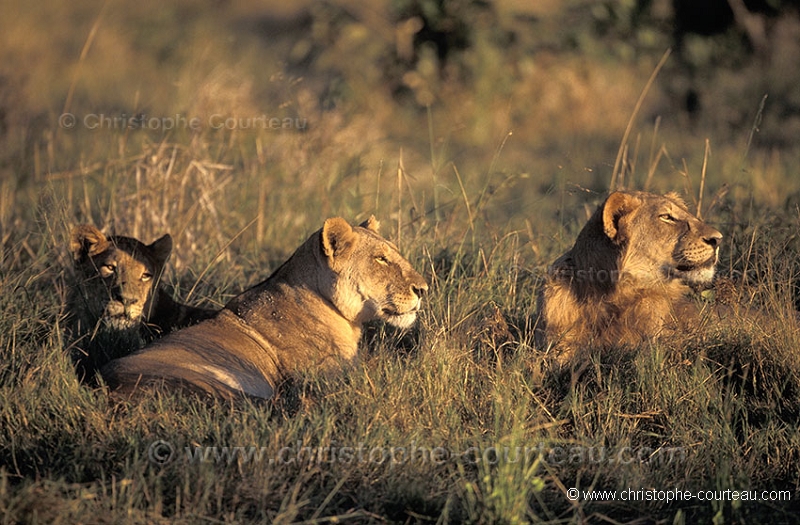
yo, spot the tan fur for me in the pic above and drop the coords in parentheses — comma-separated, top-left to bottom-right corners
(66, 225, 217, 384)
(536, 191, 723, 363)
(100, 216, 429, 400)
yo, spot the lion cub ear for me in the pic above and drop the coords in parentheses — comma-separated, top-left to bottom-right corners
(359, 215, 380, 233)
(70, 225, 110, 261)
(322, 217, 357, 262)
(148, 234, 173, 267)
(602, 192, 641, 243)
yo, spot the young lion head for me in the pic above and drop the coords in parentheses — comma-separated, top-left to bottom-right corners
(319, 216, 428, 329)
(539, 190, 723, 361)
(69, 225, 172, 331)
(67, 225, 217, 385)
(595, 190, 722, 288)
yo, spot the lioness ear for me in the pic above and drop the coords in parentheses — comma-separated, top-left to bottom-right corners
(148, 234, 173, 267)
(321, 217, 357, 261)
(70, 225, 109, 261)
(359, 215, 380, 233)
(602, 192, 641, 243)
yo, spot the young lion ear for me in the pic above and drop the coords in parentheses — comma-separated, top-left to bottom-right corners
(321, 217, 357, 262)
(358, 215, 380, 233)
(148, 234, 173, 267)
(664, 191, 688, 209)
(602, 192, 641, 243)
(70, 225, 109, 261)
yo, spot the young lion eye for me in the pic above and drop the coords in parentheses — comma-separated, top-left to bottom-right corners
(375, 255, 389, 265)
(659, 213, 677, 224)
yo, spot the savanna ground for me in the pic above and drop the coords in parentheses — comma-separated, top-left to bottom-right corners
(3, 0, 800, 522)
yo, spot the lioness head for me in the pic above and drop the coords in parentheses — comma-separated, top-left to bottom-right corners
(70, 225, 172, 330)
(101, 216, 428, 400)
(597, 191, 722, 287)
(319, 216, 428, 329)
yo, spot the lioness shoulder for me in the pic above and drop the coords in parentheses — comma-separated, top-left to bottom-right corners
(536, 190, 723, 364)
(100, 216, 428, 400)
(66, 225, 217, 383)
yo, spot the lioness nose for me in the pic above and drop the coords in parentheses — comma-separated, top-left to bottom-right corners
(412, 282, 428, 298)
(704, 230, 723, 249)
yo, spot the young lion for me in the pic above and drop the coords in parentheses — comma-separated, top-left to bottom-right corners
(100, 216, 428, 401)
(66, 225, 217, 384)
(536, 190, 723, 364)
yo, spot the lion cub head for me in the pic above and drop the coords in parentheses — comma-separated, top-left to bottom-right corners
(539, 191, 723, 361)
(318, 216, 428, 329)
(69, 225, 172, 331)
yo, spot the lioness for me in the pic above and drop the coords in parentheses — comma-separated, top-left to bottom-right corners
(66, 225, 217, 383)
(100, 216, 428, 400)
(536, 190, 723, 363)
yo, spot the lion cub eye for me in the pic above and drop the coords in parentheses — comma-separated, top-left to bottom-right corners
(141, 272, 153, 282)
(375, 255, 389, 266)
(659, 213, 677, 224)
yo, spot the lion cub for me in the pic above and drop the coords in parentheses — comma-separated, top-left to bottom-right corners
(66, 225, 217, 384)
(536, 191, 723, 364)
(101, 216, 428, 401)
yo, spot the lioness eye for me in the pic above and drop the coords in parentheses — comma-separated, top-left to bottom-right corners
(141, 272, 153, 282)
(375, 255, 389, 265)
(659, 214, 677, 223)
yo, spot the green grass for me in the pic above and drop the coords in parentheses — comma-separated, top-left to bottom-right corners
(3, 0, 800, 522)
(3, 168, 800, 522)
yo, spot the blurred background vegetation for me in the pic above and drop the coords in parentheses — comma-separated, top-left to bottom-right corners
(3, 0, 800, 241)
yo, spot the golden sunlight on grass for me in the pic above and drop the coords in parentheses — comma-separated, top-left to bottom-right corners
(2, 0, 800, 522)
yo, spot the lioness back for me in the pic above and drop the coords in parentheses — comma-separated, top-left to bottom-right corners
(537, 190, 722, 364)
(66, 225, 218, 384)
(101, 216, 428, 400)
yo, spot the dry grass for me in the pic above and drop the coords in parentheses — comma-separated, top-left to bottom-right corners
(2, 0, 800, 522)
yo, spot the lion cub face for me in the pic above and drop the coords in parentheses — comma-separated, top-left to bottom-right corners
(603, 191, 722, 287)
(321, 216, 428, 329)
(70, 225, 172, 330)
